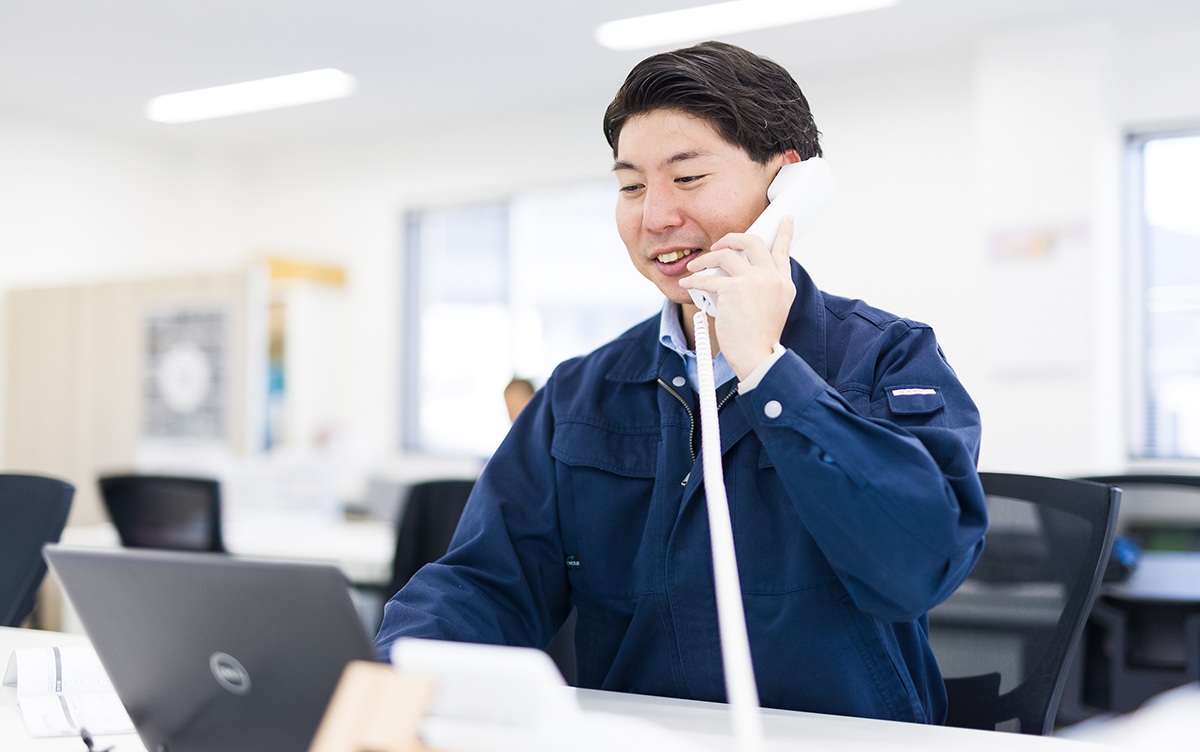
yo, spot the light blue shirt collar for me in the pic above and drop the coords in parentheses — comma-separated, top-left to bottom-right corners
(657, 299, 736, 392)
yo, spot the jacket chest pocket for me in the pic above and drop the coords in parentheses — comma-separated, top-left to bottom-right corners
(552, 421, 660, 598)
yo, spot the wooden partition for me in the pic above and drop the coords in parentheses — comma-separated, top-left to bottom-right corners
(3, 271, 255, 528)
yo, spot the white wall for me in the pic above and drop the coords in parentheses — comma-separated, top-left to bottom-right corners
(0, 111, 252, 467)
(5, 11, 1200, 489)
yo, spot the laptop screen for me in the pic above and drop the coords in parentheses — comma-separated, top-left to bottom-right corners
(44, 545, 376, 752)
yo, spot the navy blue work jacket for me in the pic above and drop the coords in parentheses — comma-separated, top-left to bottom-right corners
(377, 260, 987, 724)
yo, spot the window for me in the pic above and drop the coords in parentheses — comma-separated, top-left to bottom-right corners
(402, 180, 664, 456)
(1131, 130, 1200, 459)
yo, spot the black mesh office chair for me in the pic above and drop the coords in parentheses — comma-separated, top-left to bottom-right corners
(384, 479, 577, 684)
(0, 474, 74, 627)
(98, 474, 223, 552)
(929, 472, 1120, 734)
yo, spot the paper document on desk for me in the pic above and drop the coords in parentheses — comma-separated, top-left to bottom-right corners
(3, 645, 136, 737)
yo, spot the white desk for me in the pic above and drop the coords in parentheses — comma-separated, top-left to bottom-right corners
(54, 516, 395, 634)
(2, 627, 1110, 752)
(1, 628, 146, 752)
(573, 688, 1108, 751)
(59, 512, 396, 586)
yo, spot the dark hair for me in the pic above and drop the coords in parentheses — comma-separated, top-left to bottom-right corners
(603, 41, 821, 164)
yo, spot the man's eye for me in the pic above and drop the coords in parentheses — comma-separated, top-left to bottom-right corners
(675, 175, 704, 184)
(619, 184, 643, 193)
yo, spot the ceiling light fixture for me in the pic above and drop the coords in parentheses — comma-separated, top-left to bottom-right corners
(595, 0, 898, 51)
(146, 68, 357, 124)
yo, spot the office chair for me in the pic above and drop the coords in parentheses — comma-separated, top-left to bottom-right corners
(98, 474, 224, 552)
(929, 472, 1120, 734)
(0, 474, 74, 627)
(384, 479, 577, 684)
(386, 480, 477, 599)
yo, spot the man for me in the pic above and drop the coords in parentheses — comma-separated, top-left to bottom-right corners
(377, 41, 987, 724)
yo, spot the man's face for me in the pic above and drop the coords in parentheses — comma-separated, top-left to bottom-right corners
(614, 109, 783, 306)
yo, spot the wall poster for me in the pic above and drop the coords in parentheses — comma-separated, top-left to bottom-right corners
(143, 307, 227, 440)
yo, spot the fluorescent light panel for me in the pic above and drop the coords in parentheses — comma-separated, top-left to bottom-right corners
(595, 0, 898, 51)
(146, 68, 356, 124)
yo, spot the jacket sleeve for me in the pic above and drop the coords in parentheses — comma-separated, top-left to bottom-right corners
(373, 383, 570, 659)
(738, 323, 987, 622)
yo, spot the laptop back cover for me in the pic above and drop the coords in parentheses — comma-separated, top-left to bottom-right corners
(44, 545, 376, 752)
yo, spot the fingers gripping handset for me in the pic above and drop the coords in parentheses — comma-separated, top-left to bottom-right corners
(687, 157, 837, 317)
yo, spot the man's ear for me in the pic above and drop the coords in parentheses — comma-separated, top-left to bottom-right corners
(781, 149, 802, 165)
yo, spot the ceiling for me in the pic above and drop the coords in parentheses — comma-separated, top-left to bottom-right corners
(0, 0, 1193, 148)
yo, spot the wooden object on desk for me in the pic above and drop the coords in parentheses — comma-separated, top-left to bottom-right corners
(308, 661, 434, 752)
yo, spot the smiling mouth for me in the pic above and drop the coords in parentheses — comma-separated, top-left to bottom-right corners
(656, 248, 700, 263)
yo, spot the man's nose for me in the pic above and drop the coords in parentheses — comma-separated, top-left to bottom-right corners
(642, 186, 684, 233)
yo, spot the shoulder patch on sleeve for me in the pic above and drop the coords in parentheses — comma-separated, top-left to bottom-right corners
(885, 386, 945, 415)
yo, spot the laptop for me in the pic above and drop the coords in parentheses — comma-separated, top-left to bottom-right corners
(43, 544, 377, 752)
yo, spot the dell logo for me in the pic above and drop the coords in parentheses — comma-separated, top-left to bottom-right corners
(209, 652, 251, 695)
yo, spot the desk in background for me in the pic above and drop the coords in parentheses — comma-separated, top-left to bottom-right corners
(54, 514, 395, 634)
(1103, 550, 1200, 602)
(3, 627, 1109, 752)
(1072, 551, 1200, 717)
(60, 513, 395, 585)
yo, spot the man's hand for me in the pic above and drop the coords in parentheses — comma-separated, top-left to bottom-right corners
(679, 215, 796, 381)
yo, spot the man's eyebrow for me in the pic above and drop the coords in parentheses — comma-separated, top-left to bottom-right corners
(613, 149, 716, 173)
(664, 149, 712, 166)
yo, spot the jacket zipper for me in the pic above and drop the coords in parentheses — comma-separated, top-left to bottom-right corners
(659, 377, 739, 485)
(658, 378, 695, 467)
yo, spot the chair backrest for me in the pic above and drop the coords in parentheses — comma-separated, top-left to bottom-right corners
(385, 479, 475, 600)
(929, 472, 1120, 734)
(98, 475, 223, 552)
(1081, 474, 1200, 551)
(0, 474, 74, 626)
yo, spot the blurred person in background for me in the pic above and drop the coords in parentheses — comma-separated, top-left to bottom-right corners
(503, 377, 536, 423)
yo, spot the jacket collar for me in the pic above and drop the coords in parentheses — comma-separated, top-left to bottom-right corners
(783, 260, 828, 382)
(607, 315, 674, 383)
(606, 259, 827, 384)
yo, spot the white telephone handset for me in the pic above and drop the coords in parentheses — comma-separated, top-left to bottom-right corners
(687, 156, 834, 752)
(687, 157, 836, 317)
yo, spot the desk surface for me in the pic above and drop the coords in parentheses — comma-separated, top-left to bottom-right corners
(2, 628, 147, 752)
(2, 627, 1110, 752)
(1102, 551, 1200, 603)
(59, 512, 395, 586)
(573, 690, 1110, 751)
